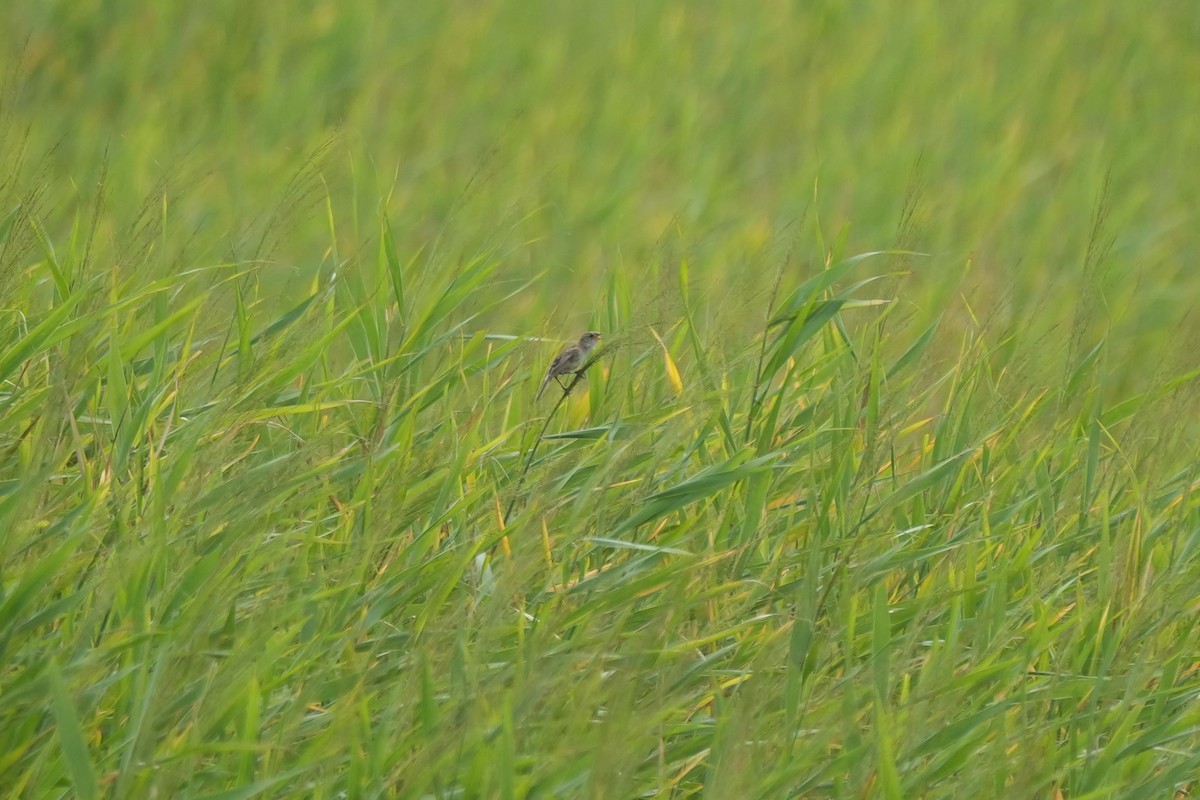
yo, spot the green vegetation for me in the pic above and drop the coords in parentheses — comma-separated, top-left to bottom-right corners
(3, 2, 1199, 797)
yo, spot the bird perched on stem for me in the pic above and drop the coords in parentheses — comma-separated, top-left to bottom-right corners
(535, 331, 602, 401)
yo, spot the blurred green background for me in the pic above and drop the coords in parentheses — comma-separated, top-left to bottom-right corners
(7, 1, 1198, 372)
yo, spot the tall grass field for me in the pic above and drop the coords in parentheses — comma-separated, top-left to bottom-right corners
(3, 2, 1199, 797)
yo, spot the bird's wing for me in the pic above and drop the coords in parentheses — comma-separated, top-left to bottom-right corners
(547, 347, 575, 375)
(536, 347, 574, 401)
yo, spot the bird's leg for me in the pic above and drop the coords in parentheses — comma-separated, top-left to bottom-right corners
(555, 376, 568, 390)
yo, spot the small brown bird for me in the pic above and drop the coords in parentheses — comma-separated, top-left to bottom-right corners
(535, 331, 602, 401)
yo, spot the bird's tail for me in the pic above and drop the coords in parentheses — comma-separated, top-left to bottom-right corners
(535, 374, 551, 402)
